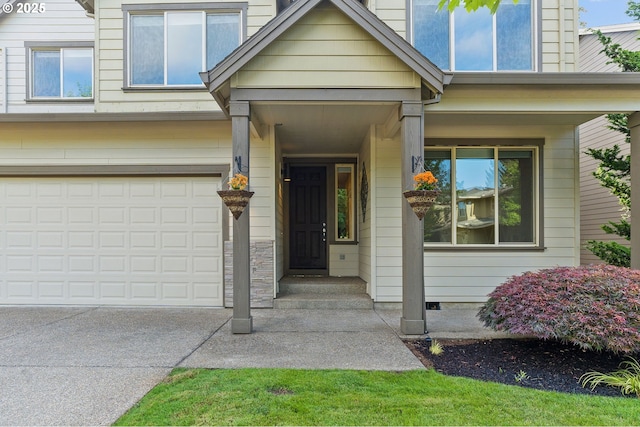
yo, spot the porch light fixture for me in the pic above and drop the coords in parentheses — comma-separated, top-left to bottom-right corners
(282, 163, 291, 182)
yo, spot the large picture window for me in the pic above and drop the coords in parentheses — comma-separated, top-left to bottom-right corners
(125, 4, 243, 87)
(411, 0, 534, 71)
(423, 146, 538, 246)
(29, 47, 93, 99)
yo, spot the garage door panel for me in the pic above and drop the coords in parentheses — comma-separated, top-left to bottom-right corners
(0, 177, 223, 306)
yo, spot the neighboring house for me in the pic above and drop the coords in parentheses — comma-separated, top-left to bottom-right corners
(579, 23, 640, 265)
(1, 0, 640, 334)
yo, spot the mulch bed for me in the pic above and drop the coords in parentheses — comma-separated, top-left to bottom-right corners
(405, 338, 638, 398)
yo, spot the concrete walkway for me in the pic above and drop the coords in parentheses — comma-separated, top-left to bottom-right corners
(0, 305, 503, 426)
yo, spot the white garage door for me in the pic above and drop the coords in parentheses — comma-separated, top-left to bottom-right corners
(0, 176, 224, 306)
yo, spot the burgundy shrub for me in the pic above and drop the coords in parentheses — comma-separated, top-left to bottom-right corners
(478, 264, 640, 354)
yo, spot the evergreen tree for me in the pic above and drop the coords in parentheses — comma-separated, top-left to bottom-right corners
(584, 1, 640, 267)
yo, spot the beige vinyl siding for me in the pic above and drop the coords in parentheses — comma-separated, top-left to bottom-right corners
(96, 0, 274, 113)
(578, 28, 639, 264)
(373, 124, 579, 303)
(541, 0, 579, 71)
(234, 4, 420, 89)
(0, 47, 5, 113)
(0, 0, 94, 114)
(329, 245, 359, 276)
(374, 0, 406, 38)
(0, 121, 274, 241)
(579, 117, 629, 265)
(372, 136, 401, 301)
(246, 0, 276, 33)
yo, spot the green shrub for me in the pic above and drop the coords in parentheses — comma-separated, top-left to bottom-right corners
(478, 265, 640, 353)
(581, 357, 640, 398)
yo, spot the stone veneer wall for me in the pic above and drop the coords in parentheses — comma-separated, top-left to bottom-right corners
(224, 240, 274, 308)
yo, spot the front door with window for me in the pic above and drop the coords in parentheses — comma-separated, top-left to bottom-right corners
(289, 166, 327, 270)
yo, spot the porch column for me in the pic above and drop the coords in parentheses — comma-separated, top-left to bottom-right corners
(230, 100, 253, 333)
(630, 112, 640, 270)
(400, 100, 427, 335)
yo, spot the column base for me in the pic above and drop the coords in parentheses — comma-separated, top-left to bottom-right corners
(400, 317, 426, 335)
(231, 316, 253, 334)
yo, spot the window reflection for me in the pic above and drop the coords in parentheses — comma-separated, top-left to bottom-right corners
(456, 149, 495, 244)
(336, 165, 354, 241)
(424, 147, 537, 246)
(454, 6, 493, 71)
(412, 0, 533, 71)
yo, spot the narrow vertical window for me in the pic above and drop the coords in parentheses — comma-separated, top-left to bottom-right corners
(498, 150, 535, 242)
(131, 15, 164, 85)
(424, 150, 452, 243)
(497, 0, 532, 70)
(413, 0, 450, 70)
(336, 164, 355, 241)
(456, 148, 495, 244)
(167, 12, 203, 85)
(454, 5, 493, 71)
(207, 13, 240, 69)
(62, 49, 92, 97)
(32, 51, 60, 97)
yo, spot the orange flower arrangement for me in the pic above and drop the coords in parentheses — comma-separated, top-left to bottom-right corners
(229, 173, 248, 190)
(413, 171, 438, 191)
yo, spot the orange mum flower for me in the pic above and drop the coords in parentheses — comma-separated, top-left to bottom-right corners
(229, 173, 248, 190)
(413, 171, 438, 190)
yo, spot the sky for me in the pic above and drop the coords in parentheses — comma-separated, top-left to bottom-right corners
(580, 0, 635, 28)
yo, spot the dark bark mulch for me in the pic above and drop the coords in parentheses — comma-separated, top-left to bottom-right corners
(405, 338, 638, 398)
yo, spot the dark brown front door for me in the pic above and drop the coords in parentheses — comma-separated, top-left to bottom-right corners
(289, 166, 327, 270)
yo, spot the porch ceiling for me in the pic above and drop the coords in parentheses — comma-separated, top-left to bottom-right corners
(252, 102, 397, 154)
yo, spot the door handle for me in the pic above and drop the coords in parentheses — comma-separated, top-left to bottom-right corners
(322, 222, 327, 242)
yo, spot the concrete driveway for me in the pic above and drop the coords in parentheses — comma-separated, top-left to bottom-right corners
(0, 306, 428, 426)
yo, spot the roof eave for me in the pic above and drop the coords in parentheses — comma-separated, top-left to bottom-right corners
(447, 72, 640, 86)
(74, 0, 94, 15)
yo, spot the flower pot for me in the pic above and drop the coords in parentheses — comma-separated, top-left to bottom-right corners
(403, 190, 439, 220)
(217, 190, 254, 220)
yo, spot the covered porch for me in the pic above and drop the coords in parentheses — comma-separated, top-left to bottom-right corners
(200, 0, 640, 334)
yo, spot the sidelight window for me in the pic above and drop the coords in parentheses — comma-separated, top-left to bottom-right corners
(336, 164, 355, 241)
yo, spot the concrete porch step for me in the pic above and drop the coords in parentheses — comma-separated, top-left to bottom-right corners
(279, 277, 366, 295)
(273, 292, 374, 309)
(275, 276, 372, 309)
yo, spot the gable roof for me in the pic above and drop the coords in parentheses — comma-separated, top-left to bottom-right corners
(0, 0, 20, 21)
(200, 0, 445, 105)
(74, 0, 94, 15)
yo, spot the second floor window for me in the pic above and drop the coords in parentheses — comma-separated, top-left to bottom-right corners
(411, 0, 534, 71)
(127, 8, 242, 87)
(30, 47, 93, 99)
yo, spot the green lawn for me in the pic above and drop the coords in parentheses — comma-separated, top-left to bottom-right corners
(114, 368, 640, 426)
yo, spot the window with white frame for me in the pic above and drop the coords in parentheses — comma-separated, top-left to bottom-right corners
(423, 145, 539, 246)
(28, 45, 93, 99)
(125, 4, 244, 87)
(411, 0, 534, 71)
